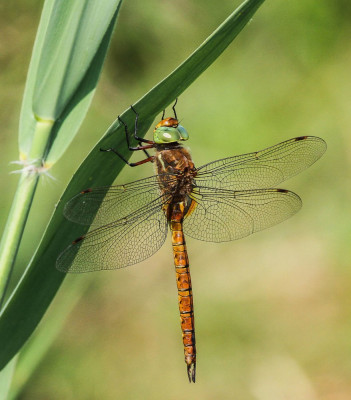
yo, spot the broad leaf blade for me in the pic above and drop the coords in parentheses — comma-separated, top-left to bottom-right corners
(19, 0, 122, 163)
(45, 9, 121, 165)
(0, 0, 265, 370)
(32, 2, 120, 120)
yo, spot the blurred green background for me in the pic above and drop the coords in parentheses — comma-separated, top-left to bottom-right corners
(1, 0, 351, 399)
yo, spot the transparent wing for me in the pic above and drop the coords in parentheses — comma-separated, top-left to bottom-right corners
(64, 174, 177, 226)
(57, 201, 169, 273)
(183, 186, 302, 242)
(195, 136, 326, 190)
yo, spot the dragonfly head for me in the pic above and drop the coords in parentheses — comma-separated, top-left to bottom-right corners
(153, 118, 189, 144)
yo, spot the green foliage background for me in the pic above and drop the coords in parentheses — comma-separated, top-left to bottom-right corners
(1, 0, 350, 399)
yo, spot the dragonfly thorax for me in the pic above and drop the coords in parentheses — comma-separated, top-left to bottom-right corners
(153, 118, 189, 144)
(155, 146, 196, 207)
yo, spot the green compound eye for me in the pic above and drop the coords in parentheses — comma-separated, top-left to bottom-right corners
(177, 125, 189, 141)
(153, 126, 189, 144)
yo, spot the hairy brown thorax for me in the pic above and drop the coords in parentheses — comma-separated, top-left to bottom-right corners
(155, 144, 196, 204)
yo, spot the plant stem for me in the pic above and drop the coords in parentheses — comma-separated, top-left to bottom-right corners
(0, 120, 53, 310)
(0, 171, 39, 310)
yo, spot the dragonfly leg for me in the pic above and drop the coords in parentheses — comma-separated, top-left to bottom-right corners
(142, 148, 151, 158)
(118, 115, 154, 148)
(100, 147, 154, 167)
(130, 105, 154, 144)
(100, 112, 155, 167)
(128, 155, 154, 167)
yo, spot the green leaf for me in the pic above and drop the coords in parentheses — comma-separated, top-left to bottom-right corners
(0, 0, 265, 371)
(45, 11, 121, 166)
(19, 0, 122, 164)
(33, 2, 119, 120)
(0, 357, 17, 400)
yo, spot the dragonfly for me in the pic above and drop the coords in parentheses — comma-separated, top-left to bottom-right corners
(57, 100, 326, 383)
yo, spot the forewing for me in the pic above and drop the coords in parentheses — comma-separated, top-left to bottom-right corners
(183, 187, 302, 242)
(195, 136, 326, 190)
(63, 174, 176, 226)
(57, 202, 168, 273)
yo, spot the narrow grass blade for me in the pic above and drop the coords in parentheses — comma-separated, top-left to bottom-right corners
(19, 0, 122, 165)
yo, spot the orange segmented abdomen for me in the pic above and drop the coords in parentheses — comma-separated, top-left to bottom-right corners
(170, 212, 196, 383)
